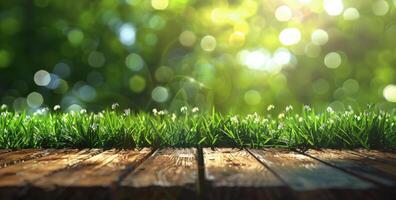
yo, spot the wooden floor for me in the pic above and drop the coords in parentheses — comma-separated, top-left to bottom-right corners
(0, 148, 395, 200)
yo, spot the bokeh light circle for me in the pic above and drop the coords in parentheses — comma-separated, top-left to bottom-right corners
(125, 53, 144, 71)
(343, 8, 360, 20)
(27, 92, 43, 108)
(372, 0, 389, 16)
(279, 28, 301, 46)
(244, 90, 262, 105)
(311, 29, 329, 46)
(275, 5, 292, 22)
(383, 84, 396, 102)
(324, 52, 342, 69)
(151, 86, 169, 102)
(200, 35, 217, 52)
(129, 75, 146, 93)
(323, 0, 344, 16)
(34, 70, 51, 86)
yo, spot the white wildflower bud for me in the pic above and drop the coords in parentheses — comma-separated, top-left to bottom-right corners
(152, 108, 158, 116)
(124, 108, 131, 116)
(303, 105, 311, 111)
(80, 109, 87, 114)
(278, 113, 285, 119)
(111, 103, 119, 110)
(54, 105, 61, 111)
(267, 104, 275, 111)
(298, 117, 303, 122)
(1, 104, 7, 110)
(326, 107, 334, 113)
(171, 113, 177, 122)
(158, 110, 166, 115)
(285, 105, 293, 112)
(90, 123, 99, 131)
(192, 107, 199, 113)
(180, 106, 188, 113)
(230, 116, 239, 124)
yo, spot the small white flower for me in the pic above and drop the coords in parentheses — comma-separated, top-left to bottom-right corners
(111, 103, 119, 110)
(303, 105, 311, 112)
(267, 104, 275, 111)
(192, 107, 199, 113)
(54, 105, 61, 111)
(180, 106, 188, 113)
(124, 108, 131, 116)
(1, 112, 7, 117)
(171, 113, 177, 122)
(157, 110, 167, 115)
(230, 116, 239, 124)
(1, 104, 7, 110)
(285, 105, 293, 112)
(298, 117, 303, 122)
(326, 107, 334, 113)
(90, 123, 99, 131)
(152, 108, 158, 116)
(80, 109, 87, 114)
(278, 113, 285, 119)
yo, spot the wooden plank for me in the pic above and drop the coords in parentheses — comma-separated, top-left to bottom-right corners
(352, 149, 396, 165)
(0, 149, 11, 154)
(0, 149, 53, 168)
(118, 148, 198, 200)
(203, 148, 290, 200)
(0, 149, 100, 187)
(249, 149, 381, 200)
(34, 148, 151, 187)
(304, 149, 396, 187)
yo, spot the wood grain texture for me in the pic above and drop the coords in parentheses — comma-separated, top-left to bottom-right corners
(118, 148, 198, 200)
(34, 148, 151, 187)
(0, 149, 52, 168)
(249, 149, 382, 200)
(0, 149, 11, 154)
(203, 148, 289, 200)
(249, 149, 374, 190)
(0, 149, 100, 187)
(304, 149, 396, 187)
(352, 149, 396, 165)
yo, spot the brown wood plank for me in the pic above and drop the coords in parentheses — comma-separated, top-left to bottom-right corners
(0, 149, 100, 187)
(249, 149, 382, 200)
(0, 149, 53, 168)
(304, 149, 396, 187)
(203, 148, 290, 200)
(352, 149, 396, 165)
(34, 148, 151, 187)
(118, 148, 198, 200)
(0, 149, 11, 154)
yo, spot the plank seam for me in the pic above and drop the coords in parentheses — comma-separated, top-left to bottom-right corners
(111, 149, 158, 188)
(245, 148, 291, 188)
(196, 146, 206, 200)
(294, 149, 386, 188)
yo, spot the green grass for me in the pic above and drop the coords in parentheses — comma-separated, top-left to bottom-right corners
(0, 105, 395, 149)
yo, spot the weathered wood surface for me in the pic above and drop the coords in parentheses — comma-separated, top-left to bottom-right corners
(248, 149, 385, 200)
(0, 149, 100, 186)
(0, 149, 11, 154)
(352, 149, 396, 165)
(119, 148, 198, 200)
(203, 148, 290, 200)
(0, 148, 395, 200)
(0, 149, 52, 168)
(304, 149, 396, 187)
(33, 148, 149, 187)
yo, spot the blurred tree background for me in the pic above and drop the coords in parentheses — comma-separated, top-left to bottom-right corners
(0, 0, 395, 113)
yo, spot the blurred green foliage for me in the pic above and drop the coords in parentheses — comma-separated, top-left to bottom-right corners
(0, 0, 396, 113)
